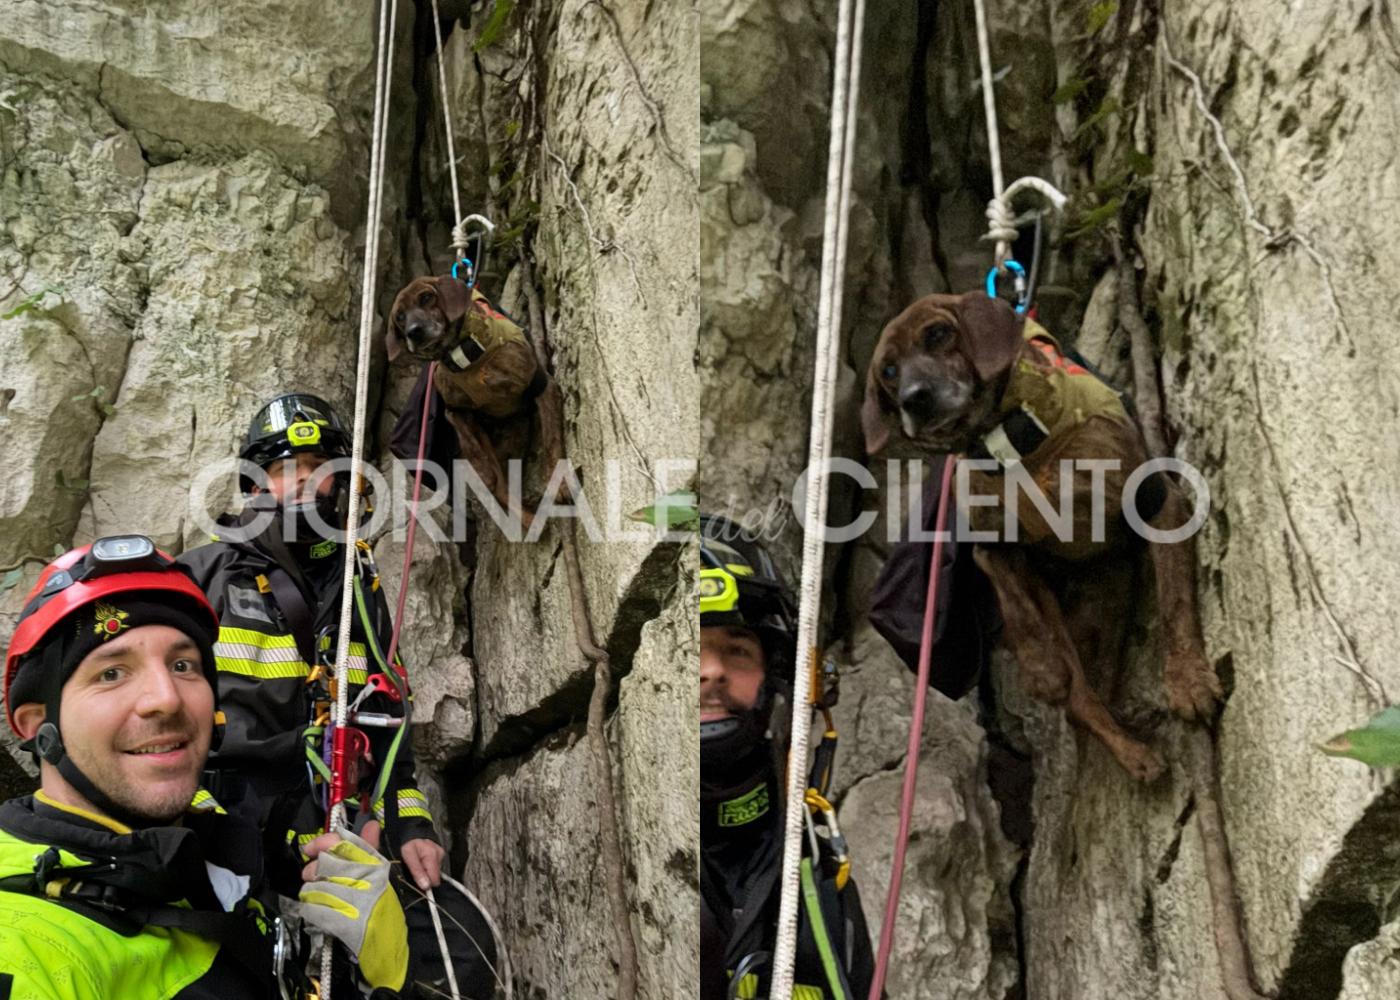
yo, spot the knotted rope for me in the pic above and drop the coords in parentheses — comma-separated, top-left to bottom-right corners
(972, 0, 1068, 264)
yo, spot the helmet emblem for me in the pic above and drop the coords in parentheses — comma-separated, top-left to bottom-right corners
(93, 601, 130, 641)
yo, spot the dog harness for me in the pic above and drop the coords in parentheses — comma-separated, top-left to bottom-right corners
(969, 318, 1127, 468)
(441, 289, 531, 374)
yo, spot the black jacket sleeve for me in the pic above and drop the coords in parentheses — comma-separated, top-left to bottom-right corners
(866, 457, 1000, 699)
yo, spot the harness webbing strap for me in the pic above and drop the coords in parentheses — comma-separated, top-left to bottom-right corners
(800, 859, 853, 1000)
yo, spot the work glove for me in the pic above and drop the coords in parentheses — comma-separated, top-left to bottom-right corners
(298, 825, 409, 992)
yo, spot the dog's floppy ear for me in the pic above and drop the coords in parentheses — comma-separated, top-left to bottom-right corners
(861, 370, 891, 455)
(385, 320, 402, 362)
(438, 276, 474, 323)
(958, 293, 1025, 382)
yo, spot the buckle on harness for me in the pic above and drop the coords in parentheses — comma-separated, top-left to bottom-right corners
(804, 789, 851, 891)
(443, 336, 486, 372)
(978, 405, 1050, 468)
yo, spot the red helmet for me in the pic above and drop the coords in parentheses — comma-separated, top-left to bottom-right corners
(4, 536, 219, 731)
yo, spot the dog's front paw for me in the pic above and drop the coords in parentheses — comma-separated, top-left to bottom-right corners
(1116, 741, 1167, 784)
(1164, 655, 1223, 720)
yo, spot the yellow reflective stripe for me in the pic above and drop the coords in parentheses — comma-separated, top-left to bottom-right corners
(397, 788, 432, 821)
(217, 657, 310, 680)
(216, 626, 311, 679)
(290, 828, 325, 861)
(189, 789, 227, 815)
(220, 627, 298, 649)
(216, 642, 304, 664)
(726, 973, 821, 1000)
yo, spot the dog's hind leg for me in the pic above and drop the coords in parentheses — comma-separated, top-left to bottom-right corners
(974, 545, 1072, 705)
(976, 545, 1166, 783)
(447, 410, 534, 528)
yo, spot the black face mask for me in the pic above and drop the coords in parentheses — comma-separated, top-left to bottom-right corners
(699, 690, 788, 843)
(276, 493, 346, 546)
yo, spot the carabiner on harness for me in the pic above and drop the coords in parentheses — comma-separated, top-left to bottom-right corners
(804, 789, 851, 891)
(451, 213, 495, 290)
(985, 258, 1029, 314)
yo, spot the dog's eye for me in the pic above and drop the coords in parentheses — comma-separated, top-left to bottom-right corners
(881, 363, 898, 380)
(417, 291, 435, 307)
(395, 312, 405, 325)
(924, 323, 954, 349)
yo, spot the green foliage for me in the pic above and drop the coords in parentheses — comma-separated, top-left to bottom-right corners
(1073, 95, 1122, 138)
(629, 491, 699, 532)
(503, 120, 521, 140)
(0, 84, 30, 116)
(55, 470, 90, 491)
(473, 0, 517, 52)
(71, 385, 117, 417)
(491, 200, 541, 251)
(1322, 706, 1400, 767)
(0, 569, 22, 593)
(1065, 197, 1122, 240)
(1127, 149, 1155, 176)
(1088, 1, 1118, 32)
(2, 284, 66, 320)
(1053, 78, 1090, 104)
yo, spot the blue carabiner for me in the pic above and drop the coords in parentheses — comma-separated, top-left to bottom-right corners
(985, 259, 1029, 314)
(452, 258, 474, 284)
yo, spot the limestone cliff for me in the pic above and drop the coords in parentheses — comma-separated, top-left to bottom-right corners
(701, 1, 1400, 998)
(0, 1, 697, 997)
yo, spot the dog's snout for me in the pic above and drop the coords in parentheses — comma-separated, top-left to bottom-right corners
(899, 382, 938, 420)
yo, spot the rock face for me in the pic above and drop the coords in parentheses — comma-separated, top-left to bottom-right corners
(1, 1, 696, 997)
(702, 1, 1400, 999)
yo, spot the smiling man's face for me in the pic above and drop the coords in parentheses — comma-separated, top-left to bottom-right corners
(700, 626, 766, 723)
(15, 624, 213, 824)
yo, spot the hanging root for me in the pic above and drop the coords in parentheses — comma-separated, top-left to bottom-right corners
(1117, 239, 1270, 1000)
(560, 526, 641, 1000)
(1187, 729, 1271, 1000)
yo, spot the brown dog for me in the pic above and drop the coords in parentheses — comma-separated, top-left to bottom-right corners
(863, 292, 1221, 781)
(387, 275, 567, 526)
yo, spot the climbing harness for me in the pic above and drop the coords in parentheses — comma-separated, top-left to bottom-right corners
(768, 0, 866, 994)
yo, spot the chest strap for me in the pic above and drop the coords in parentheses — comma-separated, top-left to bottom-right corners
(967, 405, 1050, 469)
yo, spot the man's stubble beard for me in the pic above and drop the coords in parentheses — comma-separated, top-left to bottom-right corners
(70, 718, 210, 824)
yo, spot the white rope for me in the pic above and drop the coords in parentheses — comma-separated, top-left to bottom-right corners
(426, 0, 497, 266)
(770, 0, 865, 994)
(425, 887, 462, 1000)
(323, 0, 398, 991)
(442, 874, 515, 1000)
(427, 0, 470, 262)
(972, 0, 1067, 265)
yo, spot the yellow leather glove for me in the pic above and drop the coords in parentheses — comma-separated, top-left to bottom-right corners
(299, 826, 408, 992)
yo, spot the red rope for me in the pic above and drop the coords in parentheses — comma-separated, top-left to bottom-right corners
(384, 361, 437, 671)
(867, 453, 956, 999)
